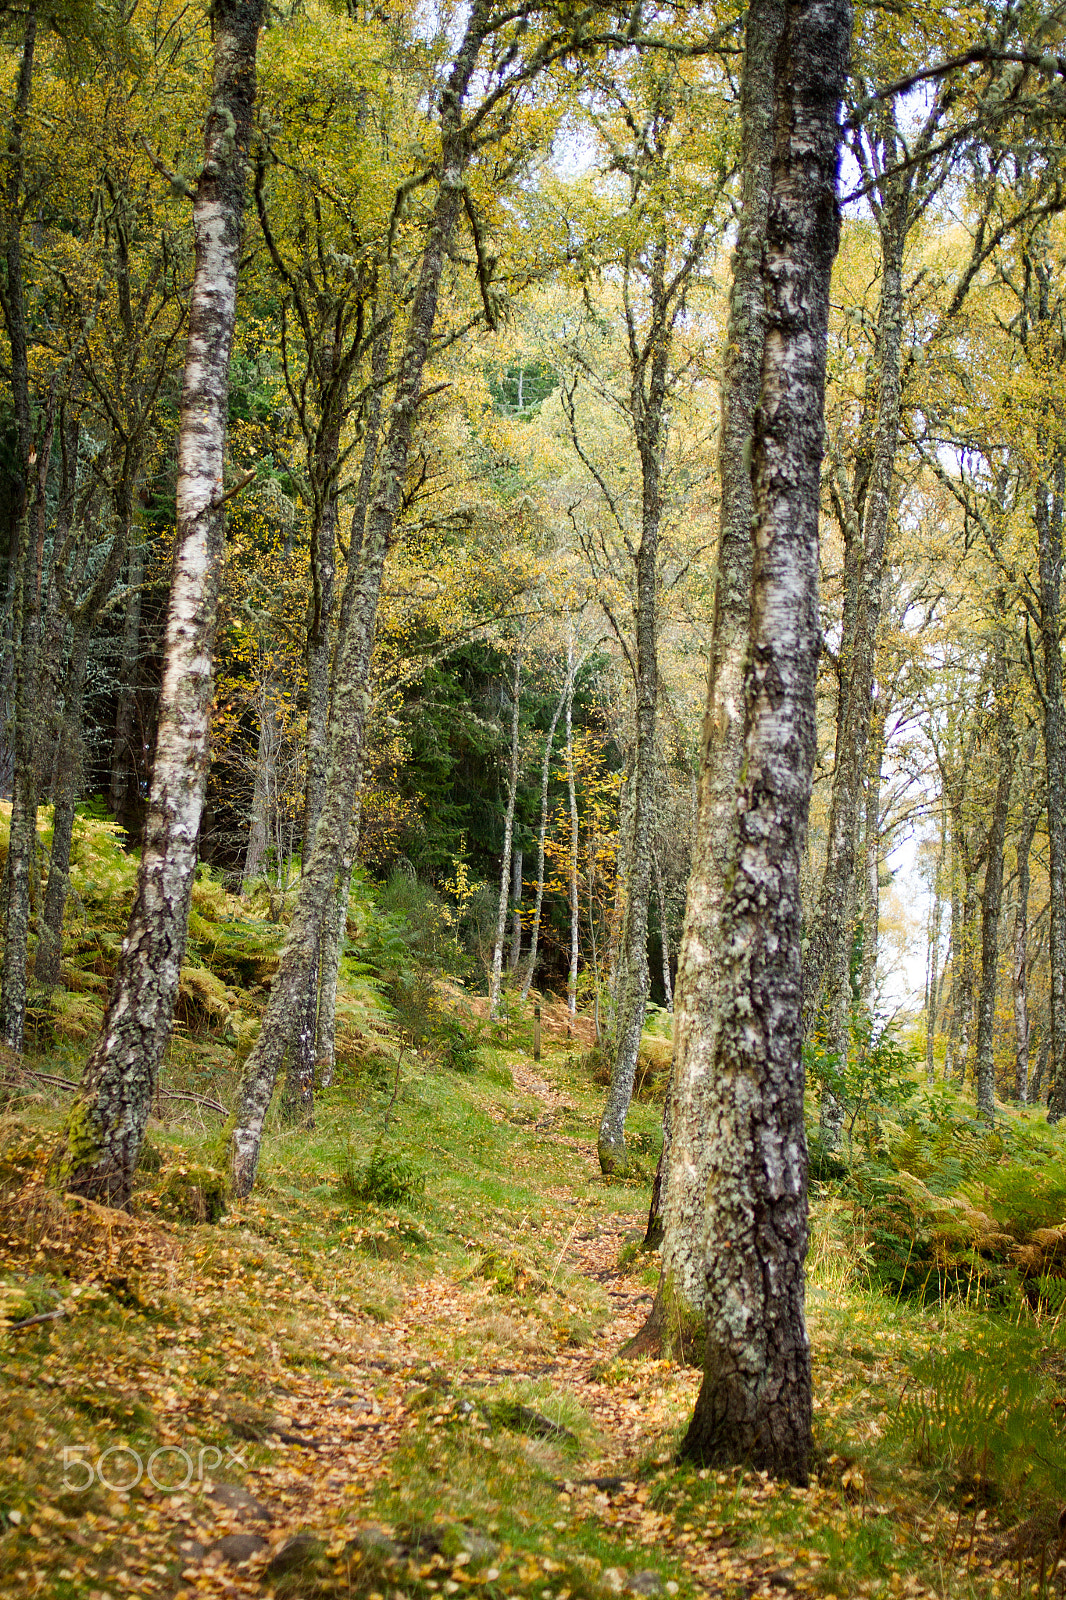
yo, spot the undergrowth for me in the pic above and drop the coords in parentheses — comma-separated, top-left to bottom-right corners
(0, 836, 1064, 1599)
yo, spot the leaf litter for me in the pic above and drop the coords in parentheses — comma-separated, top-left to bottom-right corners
(0, 1041, 1049, 1600)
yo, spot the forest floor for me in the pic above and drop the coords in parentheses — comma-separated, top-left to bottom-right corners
(0, 992, 1058, 1600)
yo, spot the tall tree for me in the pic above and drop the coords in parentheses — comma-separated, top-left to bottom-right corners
(553, 50, 728, 1173)
(974, 608, 1016, 1118)
(55, 0, 265, 1204)
(644, 0, 777, 1349)
(679, 0, 849, 1482)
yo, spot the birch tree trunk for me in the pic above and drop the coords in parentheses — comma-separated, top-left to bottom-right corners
(314, 329, 389, 1081)
(804, 177, 906, 1142)
(37, 514, 131, 987)
(508, 847, 523, 974)
(55, 0, 265, 1206)
(0, 7, 43, 1050)
(284, 371, 344, 1125)
(648, 0, 781, 1339)
(681, 0, 848, 1481)
(489, 644, 523, 1017)
(1013, 732, 1039, 1102)
(1038, 454, 1066, 1120)
(597, 231, 671, 1175)
(925, 794, 948, 1083)
(974, 618, 1015, 1120)
(1, 423, 50, 1049)
(957, 855, 980, 1084)
(242, 665, 282, 891)
(860, 693, 885, 1008)
(228, 15, 488, 1193)
(521, 672, 569, 999)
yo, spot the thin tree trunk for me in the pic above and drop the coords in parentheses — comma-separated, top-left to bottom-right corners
(607, 752, 634, 1016)
(957, 858, 980, 1084)
(860, 693, 885, 1008)
(0, 8, 43, 1051)
(36, 511, 130, 987)
(284, 385, 343, 1126)
(1, 423, 49, 1049)
(681, 0, 848, 1482)
(489, 643, 523, 1017)
(565, 644, 579, 1028)
(1039, 451, 1066, 1119)
(805, 189, 906, 1142)
(37, 642, 90, 989)
(228, 17, 486, 1194)
(55, 0, 265, 1205)
(598, 231, 670, 1175)
(508, 846, 523, 974)
(1033, 1030, 1051, 1103)
(521, 672, 569, 999)
(974, 622, 1016, 1119)
(1013, 732, 1039, 1102)
(925, 793, 948, 1083)
(649, 0, 779, 1331)
(316, 845, 352, 1091)
(312, 343, 388, 1082)
(944, 829, 961, 1079)
(242, 664, 281, 891)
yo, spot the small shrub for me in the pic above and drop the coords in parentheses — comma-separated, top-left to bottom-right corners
(339, 1141, 425, 1207)
(434, 1013, 482, 1072)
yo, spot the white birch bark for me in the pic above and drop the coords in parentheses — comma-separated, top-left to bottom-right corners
(652, 0, 782, 1329)
(681, 0, 849, 1482)
(57, 0, 265, 1205)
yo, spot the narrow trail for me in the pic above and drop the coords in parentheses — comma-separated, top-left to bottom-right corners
(171, 1057, 813, 1600)
(169, 1054, 680, 1591)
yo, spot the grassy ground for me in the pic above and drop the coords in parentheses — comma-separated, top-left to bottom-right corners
(2, 981, 1065, 1600)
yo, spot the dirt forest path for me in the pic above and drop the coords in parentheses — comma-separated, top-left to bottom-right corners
(170, 1059, 828, 1600)
(164, 1062, 722, 1600)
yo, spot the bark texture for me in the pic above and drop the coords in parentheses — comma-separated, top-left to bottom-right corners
(681, 0, 848, 1482)
(56, 0, 264, 1205)
(1039, 453, 1066, 1120)
(597, 226, 675, 1174)
(652, 0, 781, 1324)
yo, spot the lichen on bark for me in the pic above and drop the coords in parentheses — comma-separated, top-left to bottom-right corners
(679, 0, 850, 1485)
